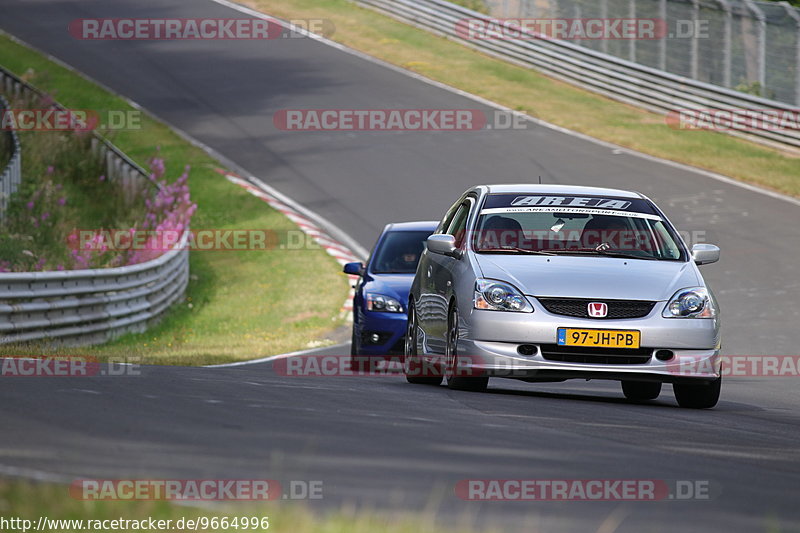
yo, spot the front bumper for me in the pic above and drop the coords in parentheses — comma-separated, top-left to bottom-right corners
(355, 309, 407, 356)
(455, 306, 721, 383)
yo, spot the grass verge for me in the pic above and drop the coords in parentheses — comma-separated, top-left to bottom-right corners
(1, 480, 485, 533)
(0, 33, 349, 365)
(240, 0, 798, 197)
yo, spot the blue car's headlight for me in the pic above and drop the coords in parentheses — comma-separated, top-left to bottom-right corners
(365, 293, 403, 313)
(663, 287, 717, 318)
(474, 279, 533, 312)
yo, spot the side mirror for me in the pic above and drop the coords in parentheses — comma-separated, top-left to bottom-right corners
(343, 262, 364, 275)
(692, 244, 720, 265)
(427, 234, 459, 257)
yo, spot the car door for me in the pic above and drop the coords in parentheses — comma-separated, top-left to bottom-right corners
(426, 198, 474, 353)
(416, 199, 462, 353)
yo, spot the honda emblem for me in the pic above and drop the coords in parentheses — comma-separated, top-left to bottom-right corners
(588, 302, 608, 318)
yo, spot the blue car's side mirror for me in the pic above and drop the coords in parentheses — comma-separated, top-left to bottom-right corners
(343, 262, 364, 276)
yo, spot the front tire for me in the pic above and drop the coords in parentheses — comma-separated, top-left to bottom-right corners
(350, 328, 358, 356)
(674, 376, 721, 409)
(349, 329, 365, 372)
(404, 301, 443, 385)
(445, 304, 488, 392)
(621, 380, 662, 401)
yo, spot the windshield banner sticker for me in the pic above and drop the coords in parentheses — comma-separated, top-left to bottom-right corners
(480, 206, 662, 220)
(510, 196, 632, 209)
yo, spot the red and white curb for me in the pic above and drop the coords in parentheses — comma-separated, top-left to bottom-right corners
(215, 168, 359, 317)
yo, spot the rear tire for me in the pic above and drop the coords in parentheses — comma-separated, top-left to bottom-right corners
(621, 380, 662, 401)
(445, 305, 488, 392)
(674, 377, 721, 409)
(404, 301, 443, 385)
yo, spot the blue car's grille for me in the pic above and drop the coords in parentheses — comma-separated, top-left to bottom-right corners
(537, 298, 656, 319)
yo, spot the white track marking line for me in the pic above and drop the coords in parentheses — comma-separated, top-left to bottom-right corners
(205, 342, 350, 368)
(0, 464, 72, 483)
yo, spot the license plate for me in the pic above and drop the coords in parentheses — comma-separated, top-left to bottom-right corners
(557, 328, 640, 349)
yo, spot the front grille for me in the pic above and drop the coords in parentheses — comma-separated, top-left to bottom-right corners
(540, 344, 652, 365)
(537, 298, 656, 319)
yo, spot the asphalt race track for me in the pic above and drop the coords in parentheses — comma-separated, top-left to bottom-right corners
(2, 1, 800, 531)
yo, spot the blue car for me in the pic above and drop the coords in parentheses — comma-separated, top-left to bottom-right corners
(343, 221, 437, 363)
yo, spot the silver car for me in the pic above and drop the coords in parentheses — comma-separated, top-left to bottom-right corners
(405, 184, 722, 408)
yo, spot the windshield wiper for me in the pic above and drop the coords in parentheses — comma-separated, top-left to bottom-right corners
(594, 250, 658, 260)
(543, 248, 658, 260)
(476, 247, 555, 255)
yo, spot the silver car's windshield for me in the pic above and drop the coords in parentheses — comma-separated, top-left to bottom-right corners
(472, 194, 686, 261)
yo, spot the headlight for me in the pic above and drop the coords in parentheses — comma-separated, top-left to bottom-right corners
(663, 287, 717, 318)
(365, 293, 403, 313)
(474, 279, 533, 312)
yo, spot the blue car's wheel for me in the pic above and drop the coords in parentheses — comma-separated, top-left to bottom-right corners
(349, 328, 369, 372)
(350, 328, 359, 356)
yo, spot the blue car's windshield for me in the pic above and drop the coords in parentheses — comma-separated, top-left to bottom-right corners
(472, 194, 686, 261)
(371, 231, 431, 273)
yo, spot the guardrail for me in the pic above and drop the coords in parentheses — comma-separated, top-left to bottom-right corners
(0, 66, 189, 347)
(356, 0, 800, 152)
(0, 66, 151, 196)
(0, 234, 190, 346)
(0, 95, 21, 220)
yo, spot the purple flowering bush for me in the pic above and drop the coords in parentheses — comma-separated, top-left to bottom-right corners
(0, 124, 196, 272)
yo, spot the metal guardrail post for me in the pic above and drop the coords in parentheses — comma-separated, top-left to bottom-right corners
(743, 0, 766, 95)
(600, 0, 609, 55)
(628, 0, 636, 62)
(690, 0, 700, 80)
(717, 0, 733, 88)
(659, 0, 667, 71)
(780, 1, 800, 106)
(0, 95, 22, 221)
